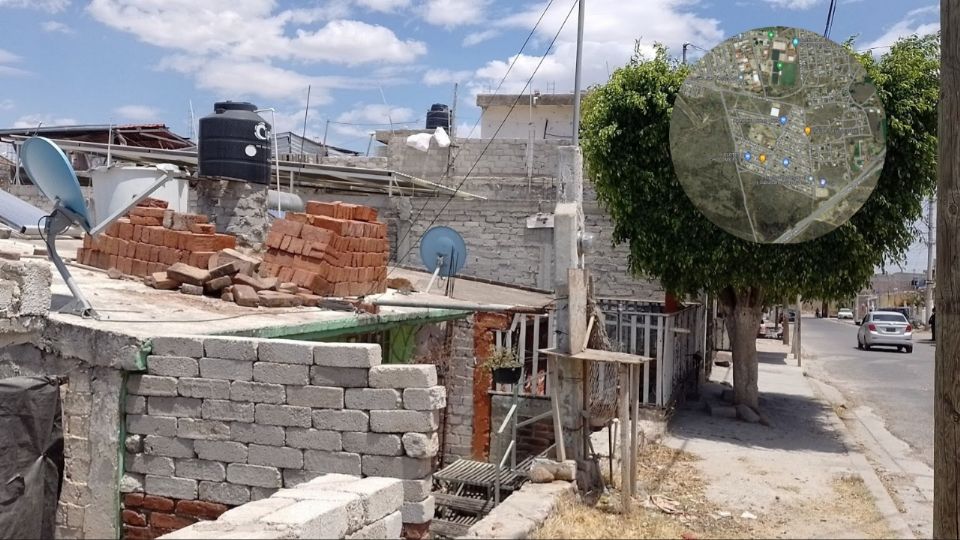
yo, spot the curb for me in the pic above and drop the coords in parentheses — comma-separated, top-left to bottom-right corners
(800, 348, 916, 539)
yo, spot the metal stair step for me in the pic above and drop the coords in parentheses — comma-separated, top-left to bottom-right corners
(430, 517, 474, 539)
(434, 492, 495, 515)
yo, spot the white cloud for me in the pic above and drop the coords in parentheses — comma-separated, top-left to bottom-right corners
(0, 0, 69, 12)
(356, 0, 411, 12)
(0, 49, 20, 65)
(762, 0, 821, 8)
(861, 4, 939, 54)
(41, 20, 74, 33)
(333, 103, 418, 138)
(463, 29, 499, 46)
(13, 114, 78, 129)
(0, 48, 28, 77)
(292, 20, 426, 65)
(423, 0, 487, 28)
(114, 105, 161, 122)
(423, 68, 472, 86)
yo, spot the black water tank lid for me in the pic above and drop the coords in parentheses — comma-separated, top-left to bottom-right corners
(214, 101, 258, 113)
(430, 103, 448, 111)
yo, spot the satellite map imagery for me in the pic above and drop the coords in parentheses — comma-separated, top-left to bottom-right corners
(670, 26, 887, 244)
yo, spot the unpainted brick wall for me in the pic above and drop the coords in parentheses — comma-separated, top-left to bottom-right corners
(122, 335, 443, 539)
(441, 316, 475, 465)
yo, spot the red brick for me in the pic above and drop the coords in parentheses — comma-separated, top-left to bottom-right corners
(300, 223, 334, 244)
(271, 219, 303, 237)
(122, 525, 153, 540)
(288, 237, 305, 255)
(233, 284, 260, 307)
(278, 266, 295, 282)
(124, 493, 145, 507)
(171, 213, 209, 231)
(119, 257, 133, 275)
(183, 233, 235, 253)
(291, 268, 316, 288)
(188, 252, 214, 269)
(123, 509, 147, 527)
(334, 282, 350, 297)
(258, 290, 302, 307)
(280, 235, 292, 252)
(275, 251, 295, 267)
(119, 221, 135, 240)
(311, 215, 347, 235)
(188, 223, 216, 234)
(140, 495, 175, 512)
(286, 212, 310, 224)
(131, 206, 166, 219)
(131, 224, 142, 242)
(304, 201, 337, 217)
(136, 197, 169, 209)
(106, 221, 120, 237)
(130, 215, 162, 227)
(150, 226, 167, 245)
(149, 512, 195, 530)
(265, 230, 284, 250)
(150, 262, 165, 275)
(297, 293, 322, 306)
(108, 254, 118, 270)
(309, 275, 333, 295)
(174, 500, 229, 520)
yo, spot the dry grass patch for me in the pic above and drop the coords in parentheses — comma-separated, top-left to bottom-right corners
(534, 444, 763, 539)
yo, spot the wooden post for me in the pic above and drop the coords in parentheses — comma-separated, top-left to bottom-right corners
(935, 2, 959, 535)
(619, 363, 631, 510)
(629, 363, 640, 496)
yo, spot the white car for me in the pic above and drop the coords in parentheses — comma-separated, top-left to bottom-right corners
(837, 308, 854, 320)
(857, 311, 913, 353)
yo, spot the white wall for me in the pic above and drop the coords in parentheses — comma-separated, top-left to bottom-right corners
(480, 105, 574, 140)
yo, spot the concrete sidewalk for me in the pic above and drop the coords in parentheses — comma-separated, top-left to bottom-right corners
(660, 339, 913, 539)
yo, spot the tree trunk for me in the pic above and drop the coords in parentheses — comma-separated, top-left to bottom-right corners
(719, 286, 764, 410)
(935, 0, 959, 535)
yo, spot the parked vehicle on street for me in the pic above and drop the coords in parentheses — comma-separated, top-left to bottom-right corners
(837, 308, 854, 320)
(857, 311, 913, 353)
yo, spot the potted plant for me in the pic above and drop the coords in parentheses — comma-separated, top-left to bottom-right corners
(482, 347, 523, 384)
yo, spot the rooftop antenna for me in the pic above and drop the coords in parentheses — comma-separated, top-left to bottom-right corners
(419, 226, 467, 296)
(300, 85, 311, 164)
(188, 100, 197, 141)
(378, 86, 394, 133)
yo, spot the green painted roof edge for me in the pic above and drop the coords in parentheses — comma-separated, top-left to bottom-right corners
(211, 308, 471, 340)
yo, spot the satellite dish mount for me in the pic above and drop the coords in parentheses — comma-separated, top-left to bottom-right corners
(419, 226, 467, 296)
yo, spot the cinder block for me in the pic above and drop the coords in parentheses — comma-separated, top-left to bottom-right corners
(402, 432, 439, 458)
(344, 388, 400, 410)
(127, 374, 178, 396)
(177, 418, 231, 440)
(226, 463, 282, 488)
(151, 335, 204, 358)
(144, 474, 197, 500)
(369, 410, 438, 433)
(147, 355, 199, 377)
(400, 496, 435, 524)
(143, 435, 195, 458)
(286, 385, 344, 409)
(341, 432, 402, 456)
(248, 444, 303, 469)
(125, 453, 175, 476)
(401, 477, 432, 502)
(194, 440, 247, 463)
(310, 366, 368, 388)
(126, 395, 146, 414)
(402, 386, 446, 411)
(254, 362, 310, 385)
(258, 339, 314, 365)
(303, 450, 362, 475)
(203, 337, 259, 361)
(120, 472, 144, 494)
(332, 476, 403, 524)
(313, 409, 369, 432)
(231, 422, 285, 446)
(250, 486, 279, 501)
(347, 511, 402, 540)
(202, 399, 254, 422)
(217, 496, 295, 524)
(368, 365, 437, 389)
(256, 404, 312, 427)
(148, 396, 202, 417)
(313, 343, 381, 368)
(361, 455, 432, 479)
(198, 481, 251, 506)
(282, 469, 324, 488)
(178, 377, 231, 399)
(126, 414, 177, 437)
(199, 358, 253, 381)
(175, 458, 226, 481)
(260, 499, 350, 539)
(270, 489, 365, 533)
(231, 381, 285, 404)
(285, 428, 342, 451)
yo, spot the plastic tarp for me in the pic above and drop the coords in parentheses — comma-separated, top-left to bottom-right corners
(0, 376, 64, 540)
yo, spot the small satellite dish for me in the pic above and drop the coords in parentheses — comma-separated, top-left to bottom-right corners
(419, 226, 466, 294)
(16, 137, 183, 318)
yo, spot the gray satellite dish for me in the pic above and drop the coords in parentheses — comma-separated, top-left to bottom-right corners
(16, 137, 182, 318)
(419, 226, 467, 295)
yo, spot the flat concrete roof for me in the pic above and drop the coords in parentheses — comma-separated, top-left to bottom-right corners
(380, 267, 552, 311)
(476, 93, 579, 108)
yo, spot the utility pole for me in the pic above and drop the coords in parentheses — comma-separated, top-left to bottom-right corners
(571, 0, 584, 146)
(926, 196, 935, 324)
(682, 43, 690, 65)
(935, 1, 959, 535)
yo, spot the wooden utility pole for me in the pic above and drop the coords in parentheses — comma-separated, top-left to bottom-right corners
(935, 1, 959, 535)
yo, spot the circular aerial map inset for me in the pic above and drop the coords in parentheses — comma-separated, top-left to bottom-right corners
(670, 26, 886, 244)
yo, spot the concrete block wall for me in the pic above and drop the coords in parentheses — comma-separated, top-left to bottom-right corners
(157, 473, 403, 539)
(122, 335, 442, 539)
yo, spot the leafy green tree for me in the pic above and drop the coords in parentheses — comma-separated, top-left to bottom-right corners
(580, 36, 939, 409)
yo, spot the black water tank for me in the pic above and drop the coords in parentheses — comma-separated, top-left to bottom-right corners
(198, 101, 272, 184)
(425, 103, 450, 130)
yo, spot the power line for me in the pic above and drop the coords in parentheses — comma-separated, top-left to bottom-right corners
(388, 0, 579, 274)
(823, 0, 838, 38)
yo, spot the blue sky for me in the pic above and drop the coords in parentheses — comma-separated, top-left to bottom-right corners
(0, 0, 940, 271)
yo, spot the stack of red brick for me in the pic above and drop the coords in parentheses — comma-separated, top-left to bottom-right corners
(262, 201, 389, 297)
(75, 200, 236, 278)
(123, 493, 227, 540)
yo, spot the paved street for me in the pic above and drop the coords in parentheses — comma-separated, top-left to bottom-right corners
(800, 316, 934, 466)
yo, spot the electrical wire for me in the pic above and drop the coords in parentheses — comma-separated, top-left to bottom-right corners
(388, 0, 580, 276)
(823, 0, 838, 38)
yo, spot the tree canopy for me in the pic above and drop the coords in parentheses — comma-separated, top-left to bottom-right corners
(580, 35, 940, 303)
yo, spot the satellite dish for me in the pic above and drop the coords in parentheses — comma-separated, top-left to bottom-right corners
(17, 137, 183, 319)
(419, 226, 466, 294)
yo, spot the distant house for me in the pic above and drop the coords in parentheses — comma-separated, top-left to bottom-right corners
(476, 92, 582, 140)
(0, 124, 194, 149)
(275, 132, 361, 158)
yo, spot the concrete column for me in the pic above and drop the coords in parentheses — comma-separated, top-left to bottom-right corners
(395, 197, 414, 264)
(194, 178, 269, 251)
